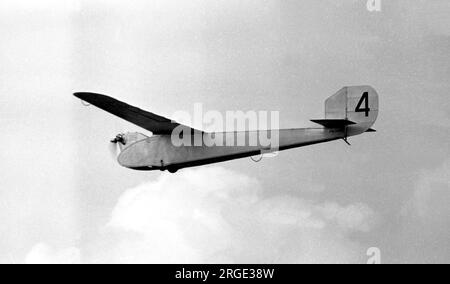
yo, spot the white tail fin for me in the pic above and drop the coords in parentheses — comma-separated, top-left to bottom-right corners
(312, 86, 379, 137)
(325, 86, 378, 136)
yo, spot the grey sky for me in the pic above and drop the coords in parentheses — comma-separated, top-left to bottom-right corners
(1, 0, 449, 263)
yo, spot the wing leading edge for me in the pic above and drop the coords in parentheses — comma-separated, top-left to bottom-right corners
(74, 92, 202, 135)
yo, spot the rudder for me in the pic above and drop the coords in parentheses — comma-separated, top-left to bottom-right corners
(324, 86, 379, 136)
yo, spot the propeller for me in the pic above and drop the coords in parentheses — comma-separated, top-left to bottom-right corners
(109, 134, 125, 159)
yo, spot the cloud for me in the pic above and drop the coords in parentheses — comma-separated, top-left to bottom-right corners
(385, 160, 450, 263)
(402, 160, 450, 219)
(25, 243, 81, 264)
(24, 167, 378, 264)
(23, 166, 375, 264)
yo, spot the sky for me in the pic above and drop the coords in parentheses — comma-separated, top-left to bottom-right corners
(1, 0, 449, 264)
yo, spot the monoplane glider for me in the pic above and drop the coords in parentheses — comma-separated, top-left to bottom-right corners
(74, 86, 378, 173)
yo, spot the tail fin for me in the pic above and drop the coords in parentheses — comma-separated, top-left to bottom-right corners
(312, 86, 379, 137)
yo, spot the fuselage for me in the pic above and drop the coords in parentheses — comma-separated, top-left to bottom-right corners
(117, 128, 346, 172)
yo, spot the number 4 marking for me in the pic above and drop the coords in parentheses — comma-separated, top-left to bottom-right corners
(355, 92, 370, 117)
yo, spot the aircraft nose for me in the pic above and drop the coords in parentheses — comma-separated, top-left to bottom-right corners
(117, 140, 152, 168)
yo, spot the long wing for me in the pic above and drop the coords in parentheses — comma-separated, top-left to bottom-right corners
(74, 92, 202, 135)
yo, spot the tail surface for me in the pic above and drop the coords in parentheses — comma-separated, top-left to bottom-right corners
(312, 86, 379, 137)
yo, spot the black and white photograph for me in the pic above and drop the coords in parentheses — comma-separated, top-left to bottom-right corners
(1, 0, 449, 268)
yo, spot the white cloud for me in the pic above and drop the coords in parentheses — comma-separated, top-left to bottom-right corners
(30, 166, 375, 264)
(0, 0, 81, 14)
(402, 160, 450, 219)
(25, 167, 378, 264)
(25, 243, 81, 264)
(385, 160, 450, 263)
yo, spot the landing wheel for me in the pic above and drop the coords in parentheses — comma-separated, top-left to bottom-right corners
(168, 167, 178, 174)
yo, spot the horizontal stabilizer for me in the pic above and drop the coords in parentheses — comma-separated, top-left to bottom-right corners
(366, 128, 376, 132)
(310, 119, 356, 128)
